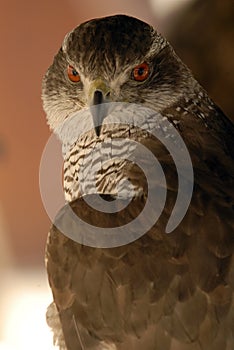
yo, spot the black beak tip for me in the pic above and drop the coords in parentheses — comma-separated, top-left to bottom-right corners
(95, 125, 101, 137)
(91, 90, 109, 137)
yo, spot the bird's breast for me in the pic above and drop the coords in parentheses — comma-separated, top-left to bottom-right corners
(63, 126, 150, 202)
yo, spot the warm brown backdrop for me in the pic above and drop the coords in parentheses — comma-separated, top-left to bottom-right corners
(0, 0, 155, 267)
(0, 0, 233, 267)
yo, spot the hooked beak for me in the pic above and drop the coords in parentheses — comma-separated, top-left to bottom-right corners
(88, 80, 111, 137)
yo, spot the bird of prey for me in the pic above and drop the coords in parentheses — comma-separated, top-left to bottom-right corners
(42, 15, 234, 350)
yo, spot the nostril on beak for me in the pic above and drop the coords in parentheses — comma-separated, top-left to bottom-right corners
(93, 90, 103, 105)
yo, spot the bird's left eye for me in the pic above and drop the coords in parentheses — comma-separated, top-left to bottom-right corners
(67, 65, 80, 82)
(132, 62, 150, 82)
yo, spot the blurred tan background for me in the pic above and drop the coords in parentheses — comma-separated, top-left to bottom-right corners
(0, 0, 233, 348)
(0, 0, 155, 269)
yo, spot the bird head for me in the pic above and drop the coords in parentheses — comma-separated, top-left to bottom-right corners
(42, 15, 192, 134)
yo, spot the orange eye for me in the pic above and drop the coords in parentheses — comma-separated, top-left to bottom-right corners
(133, 62, 149, 82)
(67, 65, 80, 82)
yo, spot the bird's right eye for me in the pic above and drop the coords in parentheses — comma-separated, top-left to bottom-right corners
(67, 65, 80, 82)
(132, 62, 150, 82)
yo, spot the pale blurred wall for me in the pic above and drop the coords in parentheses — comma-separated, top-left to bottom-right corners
(0, 0, 155, 266)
